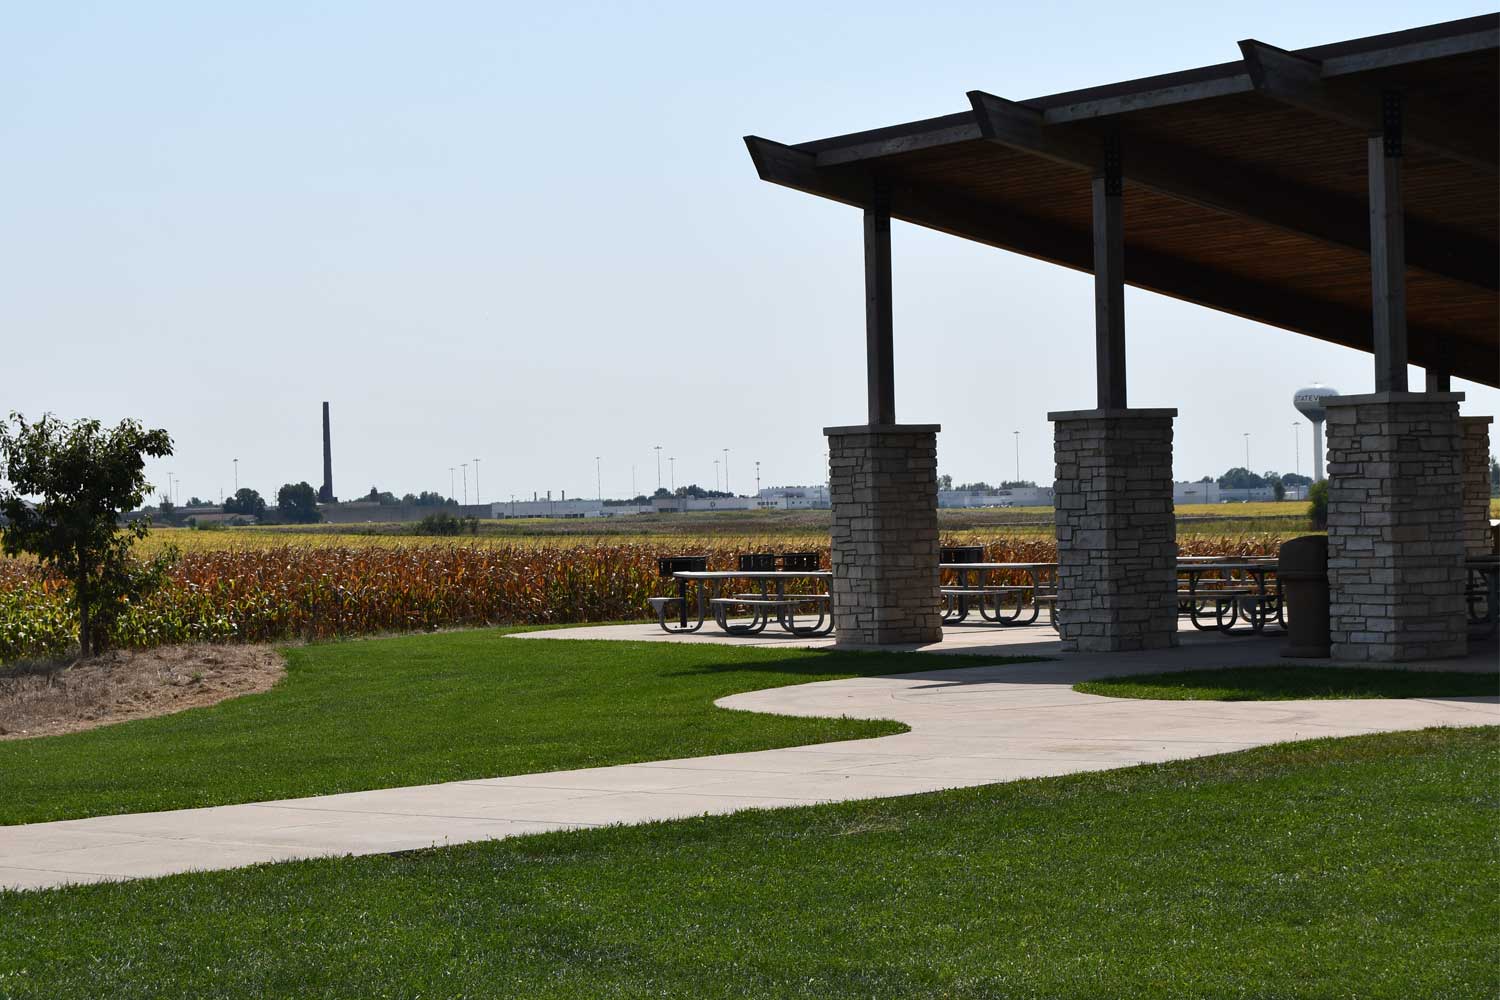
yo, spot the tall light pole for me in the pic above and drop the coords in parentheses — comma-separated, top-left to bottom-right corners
(669, 457, 675, 492)
(450, 467, 456, 503)
(631, 464, 637, 498)
(1243, 433, 1251, 471)
(1012, 430, 1020, 483)
(233, 458, 238, 492)
(713, 459, 720, 493)
(474, 458, 481, 506)
(1292, 423, 1301, 478)
(653, 445, 662, 491)
(723, 448, 730, 495)
(755, 460, 761, 494)
(595, 456, 602, 500)
(461, 463, 469, 507)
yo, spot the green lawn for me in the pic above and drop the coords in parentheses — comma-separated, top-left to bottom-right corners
(0, 629, 1036, 826)
(1075, 665, 1498, 702)
(1, 727, 1493, 999)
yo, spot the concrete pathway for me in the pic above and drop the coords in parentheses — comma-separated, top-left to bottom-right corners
(2, 627, 1494, 892)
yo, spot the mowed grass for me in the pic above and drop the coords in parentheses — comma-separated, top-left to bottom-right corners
(1076, 665, 1499, 702)
(0, 630, 1036, 826)
(1, 727, 1493, 999)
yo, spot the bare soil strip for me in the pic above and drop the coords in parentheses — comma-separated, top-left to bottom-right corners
(0, 644, 284, 740)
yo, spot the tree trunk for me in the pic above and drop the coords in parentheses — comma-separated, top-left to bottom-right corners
(75, 551, 91, 658)
(78, 593, 91, 658)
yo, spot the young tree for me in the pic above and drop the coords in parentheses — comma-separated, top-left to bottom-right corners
(0, 413, 174, 656)
(277, 482, 321, 523)
(1308, 480, 1329, 530)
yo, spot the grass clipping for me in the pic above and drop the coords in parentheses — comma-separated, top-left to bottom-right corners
(0, 644, 284, 740)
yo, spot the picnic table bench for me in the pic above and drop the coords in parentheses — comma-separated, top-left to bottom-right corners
(648, 553, 832, 637)
(940, 561, 1058, 626)
(1178, 560, 1283, 634)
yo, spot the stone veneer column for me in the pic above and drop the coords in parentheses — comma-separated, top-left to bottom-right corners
(1460, 416, 1493, 558)
(825, 424, 942, 646)
(1048, 408, 1178, 652)
(1325, 392, 1466, 662)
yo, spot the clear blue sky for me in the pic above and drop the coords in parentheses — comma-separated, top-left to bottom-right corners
(2, 2, 1494, 503)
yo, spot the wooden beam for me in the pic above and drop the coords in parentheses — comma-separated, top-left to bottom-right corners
(966, 90, 1497, 290)
(865, 194, 896, 426)
(1093, 142, 1126, 409)
(1238, 39, 1498, 172)
(742, 136, 1499, 386)
(1369, 93, 1409, 393)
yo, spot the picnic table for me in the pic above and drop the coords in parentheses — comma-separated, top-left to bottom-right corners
(940, 562, 1057, 626)
(651, 569, 834, 637)
(1178, 560, 1283, 634)
(1465, 556, 1499, 636)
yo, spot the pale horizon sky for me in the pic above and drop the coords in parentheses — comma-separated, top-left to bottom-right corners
(2, 2, 1495, 505)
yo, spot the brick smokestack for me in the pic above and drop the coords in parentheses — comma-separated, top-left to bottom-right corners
(319, 401, 335, 503)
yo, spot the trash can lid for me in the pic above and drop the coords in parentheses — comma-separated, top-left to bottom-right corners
(1278, 534, 1328, 575)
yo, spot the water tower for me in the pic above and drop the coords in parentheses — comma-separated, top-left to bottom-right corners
(1293, 384, 1339, 482)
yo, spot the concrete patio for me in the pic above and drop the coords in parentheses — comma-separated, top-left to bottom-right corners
(3, 625, 1493, 893)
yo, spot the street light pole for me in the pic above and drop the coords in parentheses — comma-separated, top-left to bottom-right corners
(461, 463, 468, 507)
(450, 467, 456, 504)
(474, 458, 481, 506)
(233, 458, 238, 492)
(654, 445, 662, 491)
(1013, 430, 1020, 483)
(669, 457, 675, 492)
(1244, 433, 1251, 471)
(713, 459, 720, 493)
(755, 460, 761, 495)
(595, 456, 602, 500)
(723, 448, 730, 496)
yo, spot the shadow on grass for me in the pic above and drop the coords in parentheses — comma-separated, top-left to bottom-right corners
(1076, 665, 1500, 702)
(658, 646, 1051, 680)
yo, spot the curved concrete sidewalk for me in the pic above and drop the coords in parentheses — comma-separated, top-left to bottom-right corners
(2, 630, 1494, 892)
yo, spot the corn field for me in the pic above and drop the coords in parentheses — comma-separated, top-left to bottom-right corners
(0, 532, 1289, 662)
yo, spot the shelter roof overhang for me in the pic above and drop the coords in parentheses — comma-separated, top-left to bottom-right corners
(746, 15, 1499, 386)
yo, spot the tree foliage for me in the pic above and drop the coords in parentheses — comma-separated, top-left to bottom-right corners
(1308, 480, 1329, 530)
(0, 413, 174, 656)
(276, 482, 321, 523)
(223, 488, 266, 517)
(1216, 467, 1268, 489)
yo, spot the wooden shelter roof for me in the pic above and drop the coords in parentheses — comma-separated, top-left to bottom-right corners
(746, 15, 1499, 386)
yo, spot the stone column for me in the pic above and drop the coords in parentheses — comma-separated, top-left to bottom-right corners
(1325, 392, 1466, 662)
(1460, 416, 1493, 558)
(825, 424, 942, 646)
(1049, 408, 1178, 652)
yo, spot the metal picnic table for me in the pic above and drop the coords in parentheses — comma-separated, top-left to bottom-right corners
(1465, 556, 1499, 636)
(655, 569, 834, 637)
(939, 562, 1057, 625)
(1178, 560, 1283, 634)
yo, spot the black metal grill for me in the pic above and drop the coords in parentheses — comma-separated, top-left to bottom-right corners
(658, 555, 708, 578)
(940, 545, 985, 564)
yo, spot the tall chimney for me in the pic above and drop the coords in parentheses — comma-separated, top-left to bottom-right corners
(319, 401, 335, 503)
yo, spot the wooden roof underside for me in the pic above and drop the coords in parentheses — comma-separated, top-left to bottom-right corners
(747, 15, 1499, 386)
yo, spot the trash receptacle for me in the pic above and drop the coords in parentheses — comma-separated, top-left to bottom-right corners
(1279, 535, 1329, 658)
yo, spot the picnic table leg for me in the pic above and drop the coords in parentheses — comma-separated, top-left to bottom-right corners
(678, 578, 689, 630)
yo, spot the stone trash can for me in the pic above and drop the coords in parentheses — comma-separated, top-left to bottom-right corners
(1279, 535, 1330, 658)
